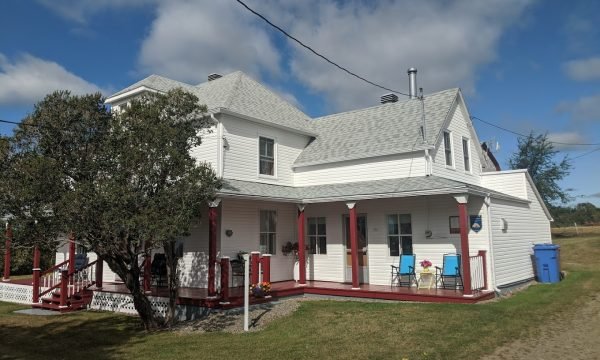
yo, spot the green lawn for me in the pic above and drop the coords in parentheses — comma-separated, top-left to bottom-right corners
(1, 233, 599, 360)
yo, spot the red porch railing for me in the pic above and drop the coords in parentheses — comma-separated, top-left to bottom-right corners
(469, 250, 488, 291)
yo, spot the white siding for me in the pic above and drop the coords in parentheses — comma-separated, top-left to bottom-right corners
(222, 114, 310, 186)
(481, 171, 528, 199)
(190, 125, 219, 171)
(177, 206, 211, 288)
(294, 153, 427, 186)
(431, 102, 482, 185)
(490, 179, 552, 287)
(219, 198, 297, 282)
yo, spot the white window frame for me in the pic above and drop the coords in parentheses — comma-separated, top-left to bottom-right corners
(387, 214, 413, 257)
(462, 137, 471, 173)
(307, 217, 327, 255)
(258, 136, 277, 178)
(443, 131, 454, 168)
(259, 210, 277, 255)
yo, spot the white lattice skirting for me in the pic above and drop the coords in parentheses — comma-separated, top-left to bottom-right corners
(90, 291, 169, 317)
(0, 282, 34, 304)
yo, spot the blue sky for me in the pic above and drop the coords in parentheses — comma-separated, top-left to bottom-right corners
(1, 0, 599, 206)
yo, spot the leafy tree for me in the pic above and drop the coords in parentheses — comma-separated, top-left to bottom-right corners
(509, 132, 572, 205)
(0, 90, 220, 330)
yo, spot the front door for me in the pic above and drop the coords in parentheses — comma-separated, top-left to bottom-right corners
(343, 215, 368, 284)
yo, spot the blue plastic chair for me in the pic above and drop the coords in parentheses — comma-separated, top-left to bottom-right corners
(435, 254, 463, 290)
(390, 254, 416, 287)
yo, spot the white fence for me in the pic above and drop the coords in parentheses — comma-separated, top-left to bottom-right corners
(469, 254, 486, 291)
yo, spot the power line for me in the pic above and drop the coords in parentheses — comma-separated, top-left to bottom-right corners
(235, 0, 412, 97)
(471, 116, 600, 146)
(571, 146, 600, 160)
(0, 119, 37, 128)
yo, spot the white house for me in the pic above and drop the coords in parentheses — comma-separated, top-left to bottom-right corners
(56, 68, 552, 303)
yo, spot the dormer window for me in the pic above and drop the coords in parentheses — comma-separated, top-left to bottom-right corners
(443, 131, 453, 167)
(259, 137, 275, 176)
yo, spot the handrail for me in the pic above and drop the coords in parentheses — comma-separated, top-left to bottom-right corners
(68, 259, 98, 277)
(41, 260, 69, 277)
(39, 282, 61, 298)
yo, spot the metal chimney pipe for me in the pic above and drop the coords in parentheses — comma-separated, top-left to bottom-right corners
(407, 67, 418, 99)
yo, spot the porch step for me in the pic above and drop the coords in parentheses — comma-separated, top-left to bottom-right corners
(33, 289, 94, 313)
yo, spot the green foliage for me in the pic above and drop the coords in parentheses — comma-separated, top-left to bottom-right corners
(509, 132, 572, 205)
(0, 89, 221, 328)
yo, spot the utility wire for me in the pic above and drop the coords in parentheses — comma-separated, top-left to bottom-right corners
(571, 146, 600, 160)
(235, 0, 411, 97)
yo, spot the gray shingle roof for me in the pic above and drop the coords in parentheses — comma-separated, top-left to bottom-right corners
(219, 176, 526, 204)
(107, 72, 314, 135)
(294, 88, 459, 167)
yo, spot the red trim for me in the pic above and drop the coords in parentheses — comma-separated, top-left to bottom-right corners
(95, 260, 103, 288)
(261, 255, 271, 283)
(251, 252, 260, 285)
(297, 209, 306, 284)
(220, 257, 230, 303)
(208, 206, 218, 296)
(458, 203, 472, 295)
(32, 246, 41, 303)
(68, 233, 76, 275)
(349, 206, 360, 288)
(478, 250, 488, 290)
(3, 225, 12, 281)
(59, 270, 68, 307)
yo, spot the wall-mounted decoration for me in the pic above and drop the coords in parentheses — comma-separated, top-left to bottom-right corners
(501, 218, 508, 233)
(225, 229, 233, 237)
(470, 215, 482, 233)
(425, 230, 433, 238)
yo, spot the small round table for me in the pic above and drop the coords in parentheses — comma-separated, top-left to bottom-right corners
(418, 269, 435, 290)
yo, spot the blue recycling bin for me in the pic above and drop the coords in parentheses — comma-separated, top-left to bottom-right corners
(533, 244, 561, 283)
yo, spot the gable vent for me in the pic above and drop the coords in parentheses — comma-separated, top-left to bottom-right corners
(208, 73, 223, 81)
(380, 93, 398, 104)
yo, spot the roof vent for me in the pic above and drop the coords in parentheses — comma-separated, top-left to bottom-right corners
(208, 73, 222, 81)
(380, 93, 398, 104)
(407, 67, 418, 99)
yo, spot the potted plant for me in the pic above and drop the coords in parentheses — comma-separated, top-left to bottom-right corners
(420, 259, 433, 272)
(250, 281, 271, 298)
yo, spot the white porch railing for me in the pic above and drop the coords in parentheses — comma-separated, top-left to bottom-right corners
(469, 251, 487, 291)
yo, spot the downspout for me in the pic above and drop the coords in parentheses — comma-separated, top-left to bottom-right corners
(484, 194, 501, 293)
(212, 114, 224, 178)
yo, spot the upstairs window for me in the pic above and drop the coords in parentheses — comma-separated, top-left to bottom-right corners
(259, 137, 275, 176)
(260, 210, 277, 254)
(387, 214, 413, 256)
(443, 131, 453, 166)
(462, 138, 471, 172)
(308, 217, 327, 254)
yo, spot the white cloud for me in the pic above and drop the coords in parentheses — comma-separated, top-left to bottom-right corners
(564, 57, 600, 81)
(0, 53, 104, 106)
(37, 0, 155, 24)
(137, 0, 281, 84)
(547, 131, 591, 151)
(557, 93, 600, 124)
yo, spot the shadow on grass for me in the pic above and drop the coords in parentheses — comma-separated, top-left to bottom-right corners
(0, 310, 145, 360)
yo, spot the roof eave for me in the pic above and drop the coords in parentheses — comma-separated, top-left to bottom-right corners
(105, 86, 160, 104)
(218, 108, 317, 137)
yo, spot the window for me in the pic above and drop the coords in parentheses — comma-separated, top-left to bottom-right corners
(462, 138, 471, 172)
(449, 216, 460, 234)
(387, 214, 413, 256)
(308, 217, 327, 254)
(259, 137, 275, 176)
(260, 210, 276, 254)
(443, 131, 453, 166)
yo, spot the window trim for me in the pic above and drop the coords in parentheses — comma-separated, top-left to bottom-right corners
(259, 209, 277, 255)
(449, 216, 461, 234)
(307, 217, 327, 255)
(386, 213, 413, 257)
(462, 137, 471, 173)
(443, 131, 454, 168)
(258, 136, 277, 178)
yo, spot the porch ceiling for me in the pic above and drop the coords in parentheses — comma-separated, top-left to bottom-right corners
(218, 176, 529, 204)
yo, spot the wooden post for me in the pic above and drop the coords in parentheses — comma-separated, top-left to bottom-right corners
(347, 202, 360, 289)
(208, 199, 221, 297)
(68, 232, 76, 275)
(60, 269, 68, 307)
(478, 250, 488, 290)
(261, 254, 271, 284)
(95, 260, 103, 289)
(3, 224, 12, 281)
(457, 200, 473, 295)
(297, 205, 306, 285)
(32, 246, 41, 303)
(220, 257, 230, 304)
(250, 252, 260, 285)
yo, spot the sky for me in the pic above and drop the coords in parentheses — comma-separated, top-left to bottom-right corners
(1, 0, 599, 206)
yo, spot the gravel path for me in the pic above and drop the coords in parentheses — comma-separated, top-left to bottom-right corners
(482, 293, 600, 360)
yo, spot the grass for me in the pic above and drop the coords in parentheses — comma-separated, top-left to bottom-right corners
(1, 231, 599, 360)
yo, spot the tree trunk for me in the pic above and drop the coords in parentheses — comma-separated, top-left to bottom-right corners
(163, 241, 179, 327)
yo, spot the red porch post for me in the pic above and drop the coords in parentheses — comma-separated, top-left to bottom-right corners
(220, 257, 230, 304)
(68, 232, 76, 275)
(261, 254, 271, 283)
(32, 246, 41, 303)
(208, 198, 221, 297)
(455, 195, 472, 295)
(347, 202, 360, 289)
(297, 205, 306, 285)
(60, 269, 68, 307)
(95, 259, 103, 289)
(478, 250, 488, 290)
(3, 224, 12, 281)
(250, 252, 260, 285)
(143, 243, 151, 293)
